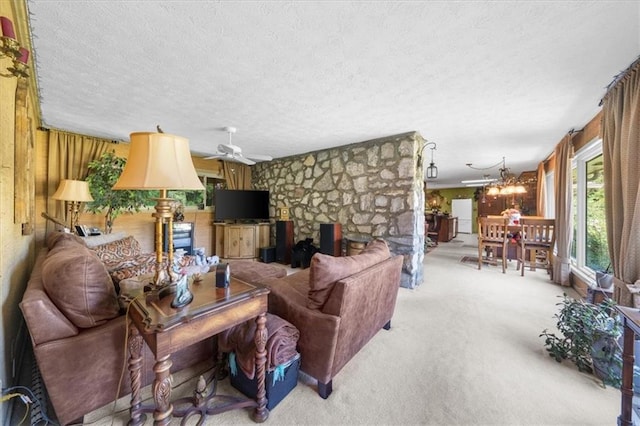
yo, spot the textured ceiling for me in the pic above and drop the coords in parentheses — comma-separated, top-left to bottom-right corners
(26, 1, 640, 188)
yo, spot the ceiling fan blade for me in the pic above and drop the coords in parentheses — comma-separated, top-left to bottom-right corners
(245, 153, 273, 162)
(234, 155, 256, 166)
(202, 153, 226, 160)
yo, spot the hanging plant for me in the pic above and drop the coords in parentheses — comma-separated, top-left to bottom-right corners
(85, 150, 152, 233)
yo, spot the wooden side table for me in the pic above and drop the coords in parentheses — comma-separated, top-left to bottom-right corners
(126, 274, 270, 425)
(616, 306, 640, 426)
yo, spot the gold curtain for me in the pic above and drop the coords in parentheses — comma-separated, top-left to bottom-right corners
(602, 60, 640, 307)
(552, 134, 574, 286)
(222, 161, 252, 189)
(46, 129, 111, 230)
(536, 161, 546, 217)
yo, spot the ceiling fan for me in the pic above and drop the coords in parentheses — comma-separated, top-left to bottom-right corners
(203, 127, 272, 165)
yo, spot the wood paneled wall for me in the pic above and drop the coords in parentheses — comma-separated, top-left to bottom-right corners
(35, 130, 223, 256)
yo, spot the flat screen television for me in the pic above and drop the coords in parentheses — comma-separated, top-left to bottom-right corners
(214, 189, 270, 222)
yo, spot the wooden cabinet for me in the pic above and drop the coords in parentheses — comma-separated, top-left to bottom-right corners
(437, 216, 458, 242)
(214, 223, 270, 260)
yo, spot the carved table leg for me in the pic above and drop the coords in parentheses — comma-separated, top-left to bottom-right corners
(619, 323, 635, 426)
(128, 323, 146, 426)
(251, 312, 269, 423)
(153, 355, 173, 426)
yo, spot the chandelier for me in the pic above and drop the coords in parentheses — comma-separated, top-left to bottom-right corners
(466, 157, 527, 196)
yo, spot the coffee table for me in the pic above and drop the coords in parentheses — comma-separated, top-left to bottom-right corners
(126, 273, 270, 425)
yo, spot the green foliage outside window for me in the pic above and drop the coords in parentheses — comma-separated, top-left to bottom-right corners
(585, 154, 610, 272)
(86, 151, 153, 234)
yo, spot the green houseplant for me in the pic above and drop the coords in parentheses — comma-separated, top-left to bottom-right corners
(85, 151, 152, 233)
(540, 294, 625, 388)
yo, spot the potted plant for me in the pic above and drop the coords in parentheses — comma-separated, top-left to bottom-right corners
(540, 294, 634, 388)
(85, 151, 152, 233)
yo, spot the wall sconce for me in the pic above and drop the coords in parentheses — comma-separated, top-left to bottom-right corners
(421, 141, 438, 180)
(52, 179, 94, 231)
(1, 16, 29, 78)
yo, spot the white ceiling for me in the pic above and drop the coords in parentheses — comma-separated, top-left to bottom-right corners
(25, 1, 639, 188)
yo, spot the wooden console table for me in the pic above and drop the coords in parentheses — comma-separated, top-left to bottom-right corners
(616, 305, 640, 426)
(127, 274, 270, 425)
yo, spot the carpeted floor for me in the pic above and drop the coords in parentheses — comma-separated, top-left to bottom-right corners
(78, 233, 621, 425)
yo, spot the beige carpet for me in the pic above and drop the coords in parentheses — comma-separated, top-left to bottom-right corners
(82, 234, 620, 425)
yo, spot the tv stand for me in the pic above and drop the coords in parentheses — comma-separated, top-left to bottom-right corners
(214, 223, 270, 260)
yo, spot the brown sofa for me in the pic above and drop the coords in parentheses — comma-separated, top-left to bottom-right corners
(261, 239, 403, 398)
(19, 232, 213, 425)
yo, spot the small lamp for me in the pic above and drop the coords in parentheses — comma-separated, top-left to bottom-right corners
(51, 179, 94, 231)
(112, 132, 205, 291)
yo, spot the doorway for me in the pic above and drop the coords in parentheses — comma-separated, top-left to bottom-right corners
(452, 198, 473, 233)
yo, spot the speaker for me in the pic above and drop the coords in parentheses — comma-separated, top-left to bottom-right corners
(276, 221, 294, 264)
(259, 246, 276, 263)
(320, 223, 342, 257)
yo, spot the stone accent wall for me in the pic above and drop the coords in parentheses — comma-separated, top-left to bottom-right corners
(253, 132, 426, 288)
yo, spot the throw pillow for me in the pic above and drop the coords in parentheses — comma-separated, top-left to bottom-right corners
(307, 239, 391, 310)
(45, 231, 87, 250)
(42, 246, 120, 328)
(91, 235, 142, 263)
(82, 231, 127, 248)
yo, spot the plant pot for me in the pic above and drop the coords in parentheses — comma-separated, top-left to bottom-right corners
(592, 336, 640, 391)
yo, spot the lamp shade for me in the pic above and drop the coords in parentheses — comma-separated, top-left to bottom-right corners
(112, 132, 205, 190)
(52, 179, 94, 202)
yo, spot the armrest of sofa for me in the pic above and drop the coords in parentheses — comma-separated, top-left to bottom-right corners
(323, 255, 402, 320)
(264, 277, 340, 384)
(20, 294, 79, 345)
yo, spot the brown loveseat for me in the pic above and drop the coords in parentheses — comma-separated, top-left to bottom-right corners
(19, 232, 213, 425)
(261, 239, 403, 398)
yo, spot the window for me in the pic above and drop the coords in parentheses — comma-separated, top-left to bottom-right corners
(152, 173, 225, 210)
(571, 139, 611, 279)
(545, 171, 555, 219)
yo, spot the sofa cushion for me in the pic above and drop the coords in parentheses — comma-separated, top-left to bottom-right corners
(46, 231, 87, 250)
(42, 245, 120, 329)
(307, 239, 390, 310)
(91, 235, 142, 262)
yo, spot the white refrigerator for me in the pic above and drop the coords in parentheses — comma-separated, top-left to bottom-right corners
(452, 198, 473, 234)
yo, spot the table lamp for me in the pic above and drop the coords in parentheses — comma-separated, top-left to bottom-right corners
(112, 131, 205, 292)
(51, 179, 94, 232)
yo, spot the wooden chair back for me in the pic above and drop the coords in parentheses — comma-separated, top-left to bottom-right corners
(518, 218, 556, 279)
(478, 217, 508, 244)
(520, 218, 555, 248)
(477, 216, 508, 273)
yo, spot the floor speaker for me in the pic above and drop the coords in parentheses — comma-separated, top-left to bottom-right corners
(320, 223, 342, 256)
(276, 221, 294, 264)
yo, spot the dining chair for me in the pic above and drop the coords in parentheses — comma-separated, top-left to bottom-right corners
(477, 216, 509, 273)
(517, 218, 556, 279)
(426, 213, 440, 246)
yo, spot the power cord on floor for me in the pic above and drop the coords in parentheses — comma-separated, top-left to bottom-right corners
(1, 392, 30, 425)
(1, 385, 58, 425)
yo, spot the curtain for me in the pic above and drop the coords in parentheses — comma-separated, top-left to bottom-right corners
(46, 129, 111, 230)
(602, 61, 640, 307)
(552, 134, 574, 286)
(223, 161, 252, 189)
(536, 161, 546, 217)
